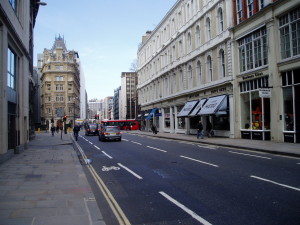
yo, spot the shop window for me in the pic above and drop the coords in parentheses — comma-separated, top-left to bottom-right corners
(164, 108, 170, 129)
(177, 105, 186, 129)
(283, 87, 294, 131)
(190, 116, 200, 129)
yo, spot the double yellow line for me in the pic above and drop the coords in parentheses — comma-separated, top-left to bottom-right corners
(73, 136, 131, 225)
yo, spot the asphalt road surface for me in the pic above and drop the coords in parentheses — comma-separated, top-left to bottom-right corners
(76, 132, 300, 225)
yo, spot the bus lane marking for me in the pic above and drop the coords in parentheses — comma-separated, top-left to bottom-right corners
(102, 151, 113, 159)
(94, 145, 100, 150)
(250, 175, 300, 192)
(159, 191, 212, 225)
(146, 146, 167, 153)
(180, 155, 219, 168)
(117, 163, 143, 180)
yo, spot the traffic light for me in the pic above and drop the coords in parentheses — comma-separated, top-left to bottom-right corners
(63, 115, 67, 122)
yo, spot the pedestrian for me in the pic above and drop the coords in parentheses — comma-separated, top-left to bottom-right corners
(50, 126, 55, 136)
(206, 120, 213, 137)
(197, 120, 204, 139)
(151, 124, 157, 134)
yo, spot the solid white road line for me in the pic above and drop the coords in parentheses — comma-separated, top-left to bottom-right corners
(180, 155, 219, 168)
(130, 141, 142, 145)
(89, 141, 93, 144)
(122, 139, 129, 141)
(117, 163, 143, 180)
(102, 151, 113, 159)
(94, 145, 100, 150)
(229, 151, 271, 159)
(159, 191, 212, 225)
(251, 175, 300, 192)
(146, 146, 167, 153)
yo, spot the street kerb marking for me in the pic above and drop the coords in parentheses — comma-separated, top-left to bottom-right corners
(117, 163, 143, 180)
(229, 151, 272, 159)
(159, 191, 212, 225)
(75, 141, 131, 225)
(102, 151, 113, 159)
(89, 165, 131, 225)
(180, 155, 219, 168)
(146, 146, 167, 153)
(250, 175, 300, 192)
(122, 139, 129, 141)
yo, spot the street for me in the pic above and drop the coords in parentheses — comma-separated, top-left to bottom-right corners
(75, 132, 300, 225)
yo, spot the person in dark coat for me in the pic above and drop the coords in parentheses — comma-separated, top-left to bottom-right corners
(151, 124, 157, 134)
(206, 120, 213, 137)
(51, 126, 55, 136)
(197, 120, 204, 139)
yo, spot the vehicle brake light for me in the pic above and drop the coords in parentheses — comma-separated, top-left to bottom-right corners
(117, 132, 121, 135)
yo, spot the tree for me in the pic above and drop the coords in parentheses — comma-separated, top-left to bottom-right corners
(129, 59, 138, 72)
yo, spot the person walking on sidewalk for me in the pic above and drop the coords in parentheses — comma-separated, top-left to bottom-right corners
(51, 126, 55, 136)
(197, 120, 204, 139)
(151, 124, 157, 134)
(206, 120, 213, 137)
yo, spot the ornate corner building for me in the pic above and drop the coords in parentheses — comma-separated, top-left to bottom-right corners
(40, 36, 80, 128)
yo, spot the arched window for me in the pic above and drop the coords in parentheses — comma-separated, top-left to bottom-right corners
(197, 60, 202, 85)
(207, 55, 212, 81)
(195, 25, 200, 47)
(219, 49, 226, 78)
(188, 65, 193, 88)
(179, 70, 184, 90)
(218, 8, 224, 33)
(206, 18, 211, 40)
(187, 32, 192, 51)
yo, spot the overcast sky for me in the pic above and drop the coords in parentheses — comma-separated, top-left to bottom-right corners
(34, 0, 178, 100)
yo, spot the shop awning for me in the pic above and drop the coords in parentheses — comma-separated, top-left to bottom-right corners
(198, 95, 227, 115)
(177, 100, 199, 117)
(189, 98, 207, 116)
(146, 108, 157, 120)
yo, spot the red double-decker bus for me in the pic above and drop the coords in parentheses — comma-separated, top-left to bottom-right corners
(100, 119, 139, 130)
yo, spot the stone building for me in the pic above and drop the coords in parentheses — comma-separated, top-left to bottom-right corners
(232, 0, 300, 143)
(137, 0, 234, 136)
(40, 36, 80, 128)
(120, 72, 138, 120)
(0, 0, 41, 161)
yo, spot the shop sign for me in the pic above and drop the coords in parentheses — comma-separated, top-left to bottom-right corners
(259, 88, 271, 98)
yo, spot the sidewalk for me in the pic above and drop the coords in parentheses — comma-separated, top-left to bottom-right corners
(0, 132, 106, 225)
(129, 130, 300, 158)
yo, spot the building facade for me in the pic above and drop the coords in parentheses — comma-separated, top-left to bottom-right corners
(88, 98, 102, 120)
(40, 36, 80, 128)
(137, 0, 234, 136)
(232, 0, 300, 143)
(113, 86, 121, 120)
(0, 0, 41, 161)
(120, 72, 138, 120)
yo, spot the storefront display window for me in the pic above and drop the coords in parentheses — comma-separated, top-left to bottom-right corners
(282, 69, 300, 143)
(190, 116, 200, 129)
(177, 105, 186, 129)
(240, 76, 271, 140)
(164, 108, 170, 128)
(283, 87, 294, 131)
(213, 115, 230, 130)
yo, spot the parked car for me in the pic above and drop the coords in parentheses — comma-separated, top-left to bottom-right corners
(85, 124, 99, 136)
(99, 126, 122, 141)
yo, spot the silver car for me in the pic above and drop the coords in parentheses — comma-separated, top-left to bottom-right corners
(99, 126, 122, 142)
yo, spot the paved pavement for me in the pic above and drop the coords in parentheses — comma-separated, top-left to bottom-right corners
(0, 131, 106, 225)
(0, 129, 299, 225)
(129, 130, 300, 158)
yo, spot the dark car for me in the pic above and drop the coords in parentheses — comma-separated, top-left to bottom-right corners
(99, 126, 122, 141)
(85, 124, 99, 136)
